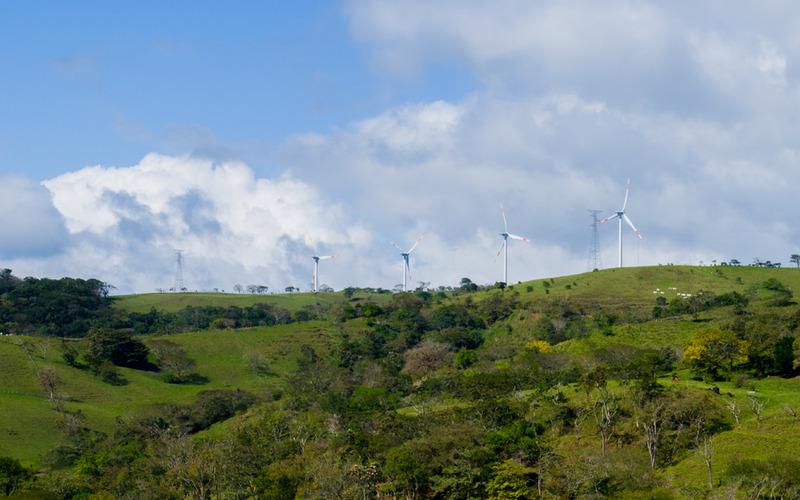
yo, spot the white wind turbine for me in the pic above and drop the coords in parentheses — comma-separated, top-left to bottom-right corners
(601, 178, 643, 268)
(391, 236, 423, 292)
(496, 205, 530, 285)
(312, 255, 335, 292)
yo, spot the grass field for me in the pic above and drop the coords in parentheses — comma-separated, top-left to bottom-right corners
(492, 265, 800, 310)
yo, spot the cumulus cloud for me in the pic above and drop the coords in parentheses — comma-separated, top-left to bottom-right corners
(2, 155, 370, 292)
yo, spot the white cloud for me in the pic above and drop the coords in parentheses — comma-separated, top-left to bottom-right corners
(3, 155, 370, 293)
(8, 1, 800, 291)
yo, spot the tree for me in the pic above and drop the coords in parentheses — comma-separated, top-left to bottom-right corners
(0, 457, 31, 496)
(86, 328, 150, 369)
(150, 339, 197, 383)
(459, 277, 478, 292)
(791, 254, 800, 268)
(37, 367, 59, 402)
(401, 342, 452, 378)
(773, 336, 795, 376)
(683, 328, 748, 380)
(61, 341, 80, 367)
(581, 368, 617, 454)
(233, 283, 243, 294)
(486, 459, 536, 499)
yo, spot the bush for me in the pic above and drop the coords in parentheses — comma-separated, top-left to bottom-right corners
(454, 349, 477, 369)
(95, 361, 127, 386)
(434, 327, 484, 350)
(190, 390, 258, 431)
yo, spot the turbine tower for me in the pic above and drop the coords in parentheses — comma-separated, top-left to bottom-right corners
(312, 255, 334, 293)
(588, 209, 603, 271)
(173, 250, 185, 292)
(391, 237, 423, 292)
(601, 178, 643, 268)
(496, 205, 530, 285)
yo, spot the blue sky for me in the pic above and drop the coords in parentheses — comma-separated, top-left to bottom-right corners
(0, 1, 473, 179)
(2, 1, 800, 292)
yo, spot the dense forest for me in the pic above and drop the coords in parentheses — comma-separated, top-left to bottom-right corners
(2, 267, 800, 498)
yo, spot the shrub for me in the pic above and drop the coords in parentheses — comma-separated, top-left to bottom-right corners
(95, 361, 126, 386)
(526, 339, 550, 353)
(454, 349, 477, 369)
(434, 327, 484, 350)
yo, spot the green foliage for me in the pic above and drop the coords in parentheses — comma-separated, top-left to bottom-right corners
(486, 459, 536, 499)
(0, 270, 111, 337)
(683, 328, 748, 380)
(0, 456, 31, 496)
(5, 265, 800, 497)
(773, 336, 795, 375)
(454, 349, 477, 369)
(433, 327, 484, 350)
(86, 328, 150, 369)
(428, 303, 484, 330)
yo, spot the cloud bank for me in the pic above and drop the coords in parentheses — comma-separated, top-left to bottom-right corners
(6, 1, 800, 291)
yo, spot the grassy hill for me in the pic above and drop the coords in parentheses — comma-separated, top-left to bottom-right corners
(0, 321, 352, 467)
(3, 265, 800, 497)
(113, 290, 390, 314)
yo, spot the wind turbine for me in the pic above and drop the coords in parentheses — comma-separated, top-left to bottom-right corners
(496, 205, 530, 285)
(312, 255, 335, 292)
(601, 178, 642, 268)
(391, 236, 423, 292)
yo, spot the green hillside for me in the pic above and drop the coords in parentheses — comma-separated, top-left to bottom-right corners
(2, 265, 800, 498)
(113, 290, 390, 314)
(0, 321, 347, 467)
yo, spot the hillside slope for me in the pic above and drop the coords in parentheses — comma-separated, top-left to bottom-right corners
(3, 265, 799, 497)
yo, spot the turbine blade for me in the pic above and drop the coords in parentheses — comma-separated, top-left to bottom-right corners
(390, 241, 403, 252)
(318, 255, 335, 260)
(496, 240, 506, 257)
(601, 213, 620, 224)
(622, 178, 631, 211)
(623, 214, 642, 239)
(500, 203, 508, 233)
(407, 235, 423, 254)
(507, 233, 529, 242)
